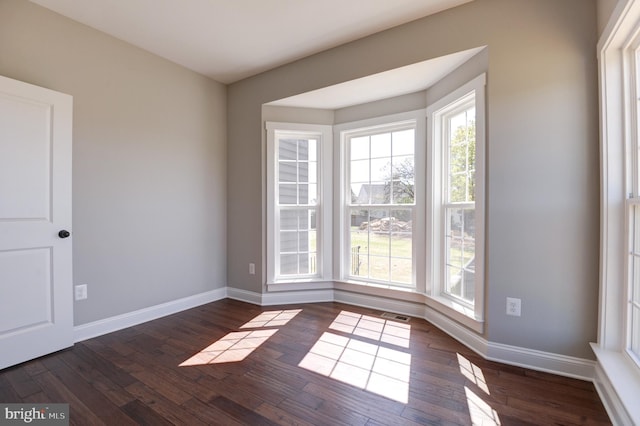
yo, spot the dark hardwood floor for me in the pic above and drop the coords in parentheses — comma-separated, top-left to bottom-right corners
(0, 299, 611, 425)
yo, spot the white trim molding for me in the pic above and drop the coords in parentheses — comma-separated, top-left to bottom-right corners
(591, 343, 640, 425)
(233, 285, 596, 382)
(73, 288, 227, 343)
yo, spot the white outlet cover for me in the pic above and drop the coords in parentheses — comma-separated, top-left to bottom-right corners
(75, 284, 87, 301)
(506, 297, 521, 316)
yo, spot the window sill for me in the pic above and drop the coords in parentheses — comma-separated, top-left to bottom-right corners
(266, 279, 333, 292)
(591, 343, 640, 424)
(333, 280, 425, 303)
(265, 279, 484, 334)
(424, 294, 484, 334)
(334, 280, 484, 334)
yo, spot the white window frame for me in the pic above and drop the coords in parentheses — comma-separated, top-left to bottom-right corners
(627, 38, 640, 368)
(426, 74, 486, 331)
(335, 110, 426, 291)
(594, 0, 640, 423)
(266, 122, 332, 285)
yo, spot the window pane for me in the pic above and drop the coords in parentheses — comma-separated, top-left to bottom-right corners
(307, 230, 317, 252)
(280, 210, 298, 230)
(371, 133, 391, 158)
(369, 255, 389, 282)
(351, 184, 364, 204)
(632, 306, 640, 359)
(308, 184, 317, 205)
(299, 184, 309, 204)
(298, 139, 310, 161)
(308, 162, 317, 184)
(279, 184, 297, 204)
(392, 156, 414, 204)
(369, 217, 390, 256)
(635, 254, 640, 305)
(280, 231, 297, 252)
(351, 136, 369, 160)
(308, 139, 317, 161)
(279, 208, 317, 277)
(369, 182, 387, 204)
(351, 159, 370, 184)
(446, 105, 476, 204)
(391, 258, 412, 284)
(350, 210, 368, 277)
(279, 139, 297, 160)
(298, 162, 309, 182)
(445, 207, 475, 304)
(370, 158, 389, 183)
(447, 265, 463, 298)
(390, 209, 412, 257)
(392, 129, 415, 156)
(280, 254, 298, 275)
(355, 252, 368, 277)
(279, 161, 297, 182)
(298, 231, 310, 252)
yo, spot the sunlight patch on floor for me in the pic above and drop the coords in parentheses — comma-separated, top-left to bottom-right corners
(180, 329, 277, 366)
(299, 326, 411, 403)
(329, 310, 411, 348)
(180, 309, 301, 367)
(465, 386, 501, 425)
(457, 353, 500, 425)
(240, 309, 302, 328)
(457, 353, 490, 395)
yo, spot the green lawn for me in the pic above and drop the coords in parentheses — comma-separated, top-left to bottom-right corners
(348, 228, 475, 286)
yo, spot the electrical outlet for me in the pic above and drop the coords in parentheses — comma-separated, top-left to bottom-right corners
(506, 297, 521, 316)
(75, 284, 88, 301)
(249, 263, 255, 275)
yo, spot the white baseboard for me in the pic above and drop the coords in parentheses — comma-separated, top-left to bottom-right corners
(485, 342, 596, 381)
(73, 287, 227, 342)
(227, 287, 334, 306)
(73, 285, 597, 385)
(242, 286, 597, 382)
(226, 287, 263, 305)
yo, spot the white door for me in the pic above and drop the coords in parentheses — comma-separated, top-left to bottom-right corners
(0, 75, 73, 370)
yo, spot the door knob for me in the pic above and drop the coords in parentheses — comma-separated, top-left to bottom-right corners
(58, 230, 71, 239)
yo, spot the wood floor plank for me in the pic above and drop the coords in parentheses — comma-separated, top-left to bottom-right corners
(124, 381, 206, 426)
(2, 365, 42, 398)
(0, 299, 611, 425)
(30, 371, 106, 426)
(254, 402, 317, 426)
(210, 395, 280, 425)
(120, 399, 174, 426)
(0, 374, 22, 402)
(180, 397, 245, 426)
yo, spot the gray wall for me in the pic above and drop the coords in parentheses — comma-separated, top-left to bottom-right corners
(228, 0, 599, 358)
(597, 0, 619, 36)
(0, 0, 227, 325)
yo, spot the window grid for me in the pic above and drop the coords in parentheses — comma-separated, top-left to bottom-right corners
(276, 135, 319, 278)
(629, 46, 640, 366)
(346, 125, 415, 288)
(442, 98, 476, 305)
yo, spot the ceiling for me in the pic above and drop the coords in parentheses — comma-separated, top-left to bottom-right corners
(30, 0, 472, 84)
(267, 47, 483, 110)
